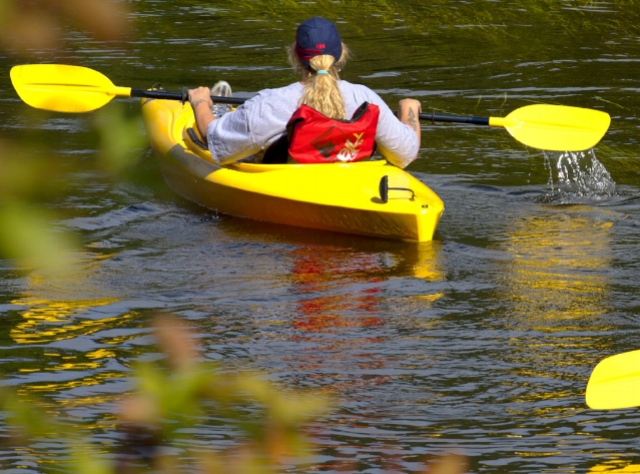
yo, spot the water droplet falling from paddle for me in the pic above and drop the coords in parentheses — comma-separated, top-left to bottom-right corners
(541, 149, 617, 203)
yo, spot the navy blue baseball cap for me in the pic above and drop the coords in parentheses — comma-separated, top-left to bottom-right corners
(295, 17, 343, 67)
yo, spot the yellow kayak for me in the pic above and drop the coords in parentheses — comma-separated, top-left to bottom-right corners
(140, 98, 444, 242)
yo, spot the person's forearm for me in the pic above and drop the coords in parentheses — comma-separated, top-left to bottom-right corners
(188, 87, 214, 143)
(192, 99, 214, 142)
(397, 99, 422, 157)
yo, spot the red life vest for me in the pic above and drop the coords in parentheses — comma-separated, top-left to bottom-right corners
(286, 102, 379, 164)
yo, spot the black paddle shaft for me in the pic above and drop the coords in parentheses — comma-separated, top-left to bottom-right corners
(130, 89, 247, 105)
(390, 109, 490, 125)
(131, 88, 491, 125)
(417, 112, 489, 126)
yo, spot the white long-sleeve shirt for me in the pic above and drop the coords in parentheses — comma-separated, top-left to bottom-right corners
(206, 81, 419, 169)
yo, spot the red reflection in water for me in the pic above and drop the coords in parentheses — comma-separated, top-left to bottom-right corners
(290, 246, 385, 332)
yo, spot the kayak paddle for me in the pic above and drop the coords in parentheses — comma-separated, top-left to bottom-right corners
(10, 63, 610, 151)
(426, 105, 610, 152)
(586, 349, 640, 410)
(9, 63, 246, 113)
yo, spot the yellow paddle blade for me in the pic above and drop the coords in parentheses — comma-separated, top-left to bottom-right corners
(10, 64, 132, 113)
(489, 104, 610, 151)
(586, 349, 640, 409)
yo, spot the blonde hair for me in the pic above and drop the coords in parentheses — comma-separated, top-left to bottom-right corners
(287, 43, 350, 120)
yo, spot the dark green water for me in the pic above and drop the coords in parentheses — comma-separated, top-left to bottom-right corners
(1, 0, 640, 472)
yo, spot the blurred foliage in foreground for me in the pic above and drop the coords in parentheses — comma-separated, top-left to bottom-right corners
(0, 317, 326, 473)
(0, 316, 467, 473)
(0, 0, 145, 272)
(0, 0, 127, 56)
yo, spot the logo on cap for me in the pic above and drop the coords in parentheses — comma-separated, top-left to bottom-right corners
(295, 17, 343, 66)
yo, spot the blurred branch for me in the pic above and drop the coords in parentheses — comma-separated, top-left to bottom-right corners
(0, 0, 129, 57)
(117, 315, 330, 473)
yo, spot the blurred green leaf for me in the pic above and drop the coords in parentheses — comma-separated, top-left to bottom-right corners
(94, 103, 146, 175)
(0, 203, 76, 270)
(0, 388, 56, 439)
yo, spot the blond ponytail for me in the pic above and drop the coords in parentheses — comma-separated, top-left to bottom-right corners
(288, 42, 351, 120)
(300, 55, 345, 119)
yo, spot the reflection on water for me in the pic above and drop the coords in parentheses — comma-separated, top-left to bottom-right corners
(10, 251, 130, 344)
(269, 241, 447, 396)
(5, 252, 135, 402)
(287, 246, 391, 393)
(589, 464, 640, 473)
(9, 293, 131, 395)
(291, 246, 386, 332)
(500, 211, 613, 324)
(11, 296, 123, 345)
(290, 242, 444, 333)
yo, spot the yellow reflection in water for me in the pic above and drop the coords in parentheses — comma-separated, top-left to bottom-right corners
(10, 297, 126, 344)
(86, 348, 117, 359)
(500, 210, 613, 323)
(397, 241, 446, 327)
(20, 371, 128, 395)
(7, 251, 135, 402)
(10, 250, 132, 345)
(408, 241, 445, 283)
(589, 464, 640, 473)
(10, 294, 133, 398)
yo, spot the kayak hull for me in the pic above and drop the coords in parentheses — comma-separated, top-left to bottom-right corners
(141, 98, 444, 242)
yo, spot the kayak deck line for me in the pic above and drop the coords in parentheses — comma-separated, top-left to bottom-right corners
(141, 97, 444, 242)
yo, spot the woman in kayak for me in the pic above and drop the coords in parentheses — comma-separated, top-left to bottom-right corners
(187, 16, 422, 168)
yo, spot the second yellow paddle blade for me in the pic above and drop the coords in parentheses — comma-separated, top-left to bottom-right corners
(491, 104, 610, 152)
(10, 64, 130, 113)
(586, 349, 640, 409)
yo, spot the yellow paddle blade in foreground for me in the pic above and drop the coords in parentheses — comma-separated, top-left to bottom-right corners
(10, 64, 132, 113)
(586, 349, 640, 409)
(490, 104, 610, 152)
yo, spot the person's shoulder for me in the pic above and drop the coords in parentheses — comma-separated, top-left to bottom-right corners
(247, 82, 304, 103)
(339, 81, 387, 107)
(339, 80, 368, 91)
(340, 80, 382, 97)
